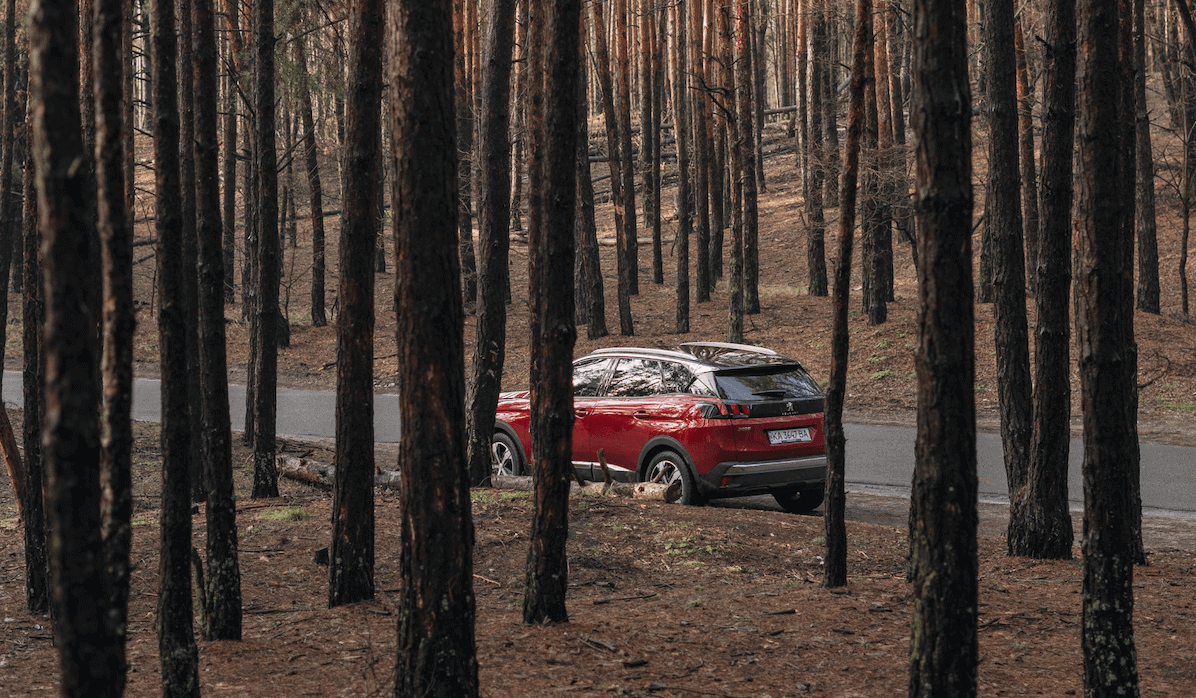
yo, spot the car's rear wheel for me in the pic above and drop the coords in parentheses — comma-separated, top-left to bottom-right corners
(772, 484, 825, 515)
(646, 450, 704, 505)
(491, 432, 523, 477)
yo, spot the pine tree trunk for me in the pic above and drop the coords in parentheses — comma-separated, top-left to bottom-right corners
(691, 0, 711, 302)
(672, 0, 692, 334)
(721, 1, 744, 342)
(455, 0, 478, 314)
(574, 17, 607, 340)
(467, 0, 517, 487)
(805, 0, 829, 297)
(1075, 0, 1142, 691)
(738, 0, 761, 315)
(295, 32, 326, 327)
(705, 0, 724, 283)
(1015, 0, 1075, 560)
(95, 0, 133, 681)
(1014, 18, 1040, 292)
(251, 0, 280, 499)
(522, 0, 579, 627)
(149, 0, 202, 687)
(1134, 0, 1160, 313)
(22, 124, 48, 614)
(222, 0, 244, 305)
(823, 0, 870, 590)
(907, 0, 978, 693)
(615, 0, 638, 295)
(330, 0, 383, 608)
(391, 0, 479, 691)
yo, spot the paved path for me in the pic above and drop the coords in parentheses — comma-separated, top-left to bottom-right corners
(4, 371, 1192, 517)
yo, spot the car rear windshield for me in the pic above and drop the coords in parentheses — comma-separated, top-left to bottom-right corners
(713, 365, 823, 401)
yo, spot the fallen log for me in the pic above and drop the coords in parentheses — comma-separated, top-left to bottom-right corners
(278, 455, 679, 502)
(0, 408, 25, 523)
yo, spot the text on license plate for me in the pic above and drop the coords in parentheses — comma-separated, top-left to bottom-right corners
(767, 427, 812, 445)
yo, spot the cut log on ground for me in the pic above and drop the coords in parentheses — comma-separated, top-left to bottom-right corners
(277, 455, 680, 502)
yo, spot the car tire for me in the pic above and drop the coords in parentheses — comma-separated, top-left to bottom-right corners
(772, 484, 826, 515)
(645, 450, 704, 506)
(491, 432, 523, 477)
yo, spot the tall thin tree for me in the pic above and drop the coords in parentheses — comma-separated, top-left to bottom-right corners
(823, 0, 870, 589)
(95, 0, 133, 682)
(522, 0, 579, 626)
(30, 0, 121, 692)
(330, 0, 384, 609)
(1076, 0, 1142, 693)
(391, 0, 479, 690)
(466, 0, 518, 487)
(295, 26, 327, 328)
(672, 0, 692, 334)
(907, 0, 978, 694)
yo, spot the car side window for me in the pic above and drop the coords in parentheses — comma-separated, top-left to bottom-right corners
(662, 362, 707, 395)
(573, 359, 611, 397)
(605, 358, 661, 397)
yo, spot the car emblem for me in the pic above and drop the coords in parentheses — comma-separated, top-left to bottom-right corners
(786, 401, 794, 413)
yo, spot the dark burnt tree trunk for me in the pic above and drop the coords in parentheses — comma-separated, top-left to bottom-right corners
(985, 0, 1034, 558)
(251, 0, 280, 499)
(822, 4, 840, 210)
(95, 0, 133, 680)
(705, 0, 723, 284)
(455, 0, 478, 314)
(522, 0, 579, 626)
(195, 0, 242, 638)
(150, 0, 203, 689)
(720, 0, 744, 342)
(22, 117, 48, 615)
(295, 30, 326, 328)
(823, 0, 870, 590)
(690, 0, 711, 303)
(614, 0, 638, 295)
(179, 0, 205, 504)
(639, 0, 660, 286)
(330, 0, 383, 608)
(1076, 0, 1143, 693)
(860, 39, 885, 326)
(574, 20, 607, 340)
(1014, 18, 1040, 292)
(908, 0, 978, 694)
(873, 12, 895, 306)
(222, 0, 244, 304)
(571, 17, 607, 341)
(0, 0, 16, 310)
(1015, 0, 1075, 560)
(391, 0, 480, 691)
(1134, 0, 1159, 314)
(592, 0, 634, 335)
(672, 0, 692, 334)
(805, 0, 829, 297)
(738, 0, 760, 316)
(510, 0, 527, 234)
(466, 0, 517, 487)
(31, 0, 123, 691)
(653, 2, 667, 283)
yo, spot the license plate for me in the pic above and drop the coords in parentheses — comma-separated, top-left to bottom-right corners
(768, 427, 811, 445)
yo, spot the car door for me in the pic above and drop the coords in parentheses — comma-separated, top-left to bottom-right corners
(570, 357, 612, 480)
(585, 358, 662, 478)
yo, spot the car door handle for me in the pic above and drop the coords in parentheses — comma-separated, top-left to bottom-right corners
(575, 408, 590, 417)
(634, 410, 650, 419)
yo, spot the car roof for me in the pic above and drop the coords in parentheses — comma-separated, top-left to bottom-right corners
(583, 342, 803, 371)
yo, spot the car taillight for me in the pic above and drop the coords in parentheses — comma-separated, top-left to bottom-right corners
(698, 402, 751, 419)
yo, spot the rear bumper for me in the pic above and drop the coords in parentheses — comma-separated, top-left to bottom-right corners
(698, 454, 827, 498)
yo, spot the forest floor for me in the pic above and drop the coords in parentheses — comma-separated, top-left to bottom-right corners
(2, 123, 1196, 696)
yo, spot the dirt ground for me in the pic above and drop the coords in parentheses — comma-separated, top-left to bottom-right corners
(2, 120, 1196, 696)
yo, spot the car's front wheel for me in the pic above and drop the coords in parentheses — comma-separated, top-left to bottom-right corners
(491, 432, 523, 477)
(645, 450, 703, 505)
(772, 484, 825, 515)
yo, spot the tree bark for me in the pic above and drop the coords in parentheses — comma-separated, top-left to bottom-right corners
(466, 0, 517, 488)
(222, 0, 244, 304)
(95, 0, 133, 680)
(1014, 17, 1040, 293)
(330, 0, 383, 608)
(391, 0, 480, 691)
(149, 0, 203, 688)
(22, 103, 48, 615)
(252, 0, 280, 499)
(614, 0, 638, 295)
(1015, 0, 1076, 560)
(690, 0, 711, 302)
(455, 0, 478, 314)
(805, 0, 829, 297)
(705, 0, 724, 283)
(984, 0, 1034, 558)
(522, 0, 579, 626)
(739, 0, 760, 315)
(194, 0, 243, 637)
(31, 0, 122, 691)
(1134, 0, 1159, 313)
(672, 0, 692, 334)
(574, 20, 607, 340)
(294, 32, 326, 328)
(823, 0, 870, 590)
(721, 0, 744, 342)
(907, 0, 978, 694)
(1075, 0, 1143, 693)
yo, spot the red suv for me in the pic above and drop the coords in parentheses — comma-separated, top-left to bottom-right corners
(491, 342, 827, 514)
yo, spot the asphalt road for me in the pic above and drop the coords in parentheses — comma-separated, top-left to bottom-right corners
(4, 371, 1192, 517)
